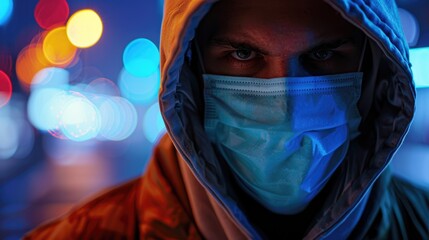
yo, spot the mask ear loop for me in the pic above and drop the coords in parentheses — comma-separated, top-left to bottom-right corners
(193, 40, 207, 75)
(357, 36, 368, 72)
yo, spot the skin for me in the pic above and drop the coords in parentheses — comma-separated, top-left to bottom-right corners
(196, 0, 365, 78)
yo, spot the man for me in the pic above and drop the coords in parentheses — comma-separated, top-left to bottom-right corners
(25, 0, 429, 239)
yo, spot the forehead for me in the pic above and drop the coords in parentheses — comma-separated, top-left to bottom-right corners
(198, 0, 359, 53)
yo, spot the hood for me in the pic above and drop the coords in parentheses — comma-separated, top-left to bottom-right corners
(158, 0, 415, 238)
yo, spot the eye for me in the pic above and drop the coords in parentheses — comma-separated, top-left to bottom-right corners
(231, 48, 257, 61)
(308, 49, 334, 61)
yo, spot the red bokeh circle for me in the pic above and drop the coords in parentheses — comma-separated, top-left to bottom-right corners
(34, 0, 70, 30)
(0, 70, 13, 108)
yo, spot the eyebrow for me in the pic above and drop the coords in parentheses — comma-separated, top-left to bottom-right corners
(209, 38, 269, 55)
(208, 36, 355, 55)
(307, 38, 354, 52)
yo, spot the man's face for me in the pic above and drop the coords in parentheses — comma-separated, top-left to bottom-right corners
(197, 0, 365, 78)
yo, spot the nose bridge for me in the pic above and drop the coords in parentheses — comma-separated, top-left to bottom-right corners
(257, 56, 305, 78)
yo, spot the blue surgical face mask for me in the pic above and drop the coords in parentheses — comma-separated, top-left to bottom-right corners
(203, 72, 363, 215)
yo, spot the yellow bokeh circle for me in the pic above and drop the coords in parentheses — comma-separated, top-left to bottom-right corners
(66, 9, 103, 48)
(43, 26, 77, 66)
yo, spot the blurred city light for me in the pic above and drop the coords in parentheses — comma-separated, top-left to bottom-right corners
(410, 47, 429, 88)
(16, 33, 52, 90)
(85, 78, 121, 96)
(94, 96, 138, 141)
(60, 93, 101, 142)
(34, 0, 69, 30)
(123, 38, 160, 77)
(0, 96, 35, 161)
(3, 0, 163, 238)
(69, 65, 102, 84)
(118, 67, 160, 104)
(43, 26, 78, 67)
(27, 68, 139, 142)
(31, 67, 69, 91)
(0, 0, 13, 26)
(0, 115, 19, 159)
(143, 102, 166, 143)
(66, 9, 103, 48)
(27, 88, 72, 132)
(0, 70, 13, 108)
(398, 8, 420, 47)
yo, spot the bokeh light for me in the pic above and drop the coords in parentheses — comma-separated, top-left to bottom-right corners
(66, 9, 103, 48)
(143, 102, 166, 143)
(0, 116, 19, 159)
(94, 96, 138, 141)
(27, 88, 72, 132)
(43, 26, 78, 66)
(0, 70, 13, 108)
(410, 47, 429, 88)
(15, 45, 43, 89)
(85, 78, 120, 96)
(70, 66, 102, 85)
(398, 8, 420, 47)
(69, 82, 89, 93)
(0, 0, 13, 26)
(118, 68, 160, 104)
(16, 33, 52, 90)
(60, 94, 101, 142)
(123, 38, 160, 77)
(34, 0, 69, 30)
(27, 72, 138, 142)
(31, 67, 69, 91)
(0, 96, 35, 161)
